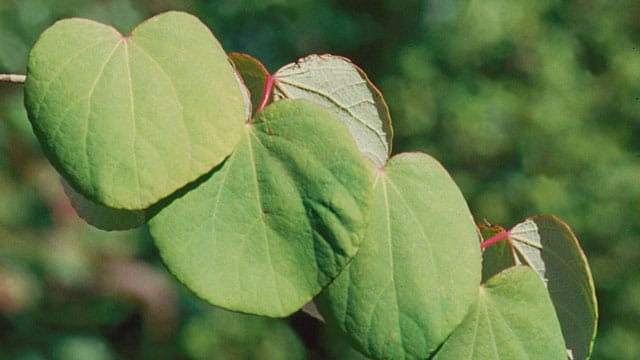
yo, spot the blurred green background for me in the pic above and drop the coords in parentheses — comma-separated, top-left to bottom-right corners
(0, 0, 638, 359)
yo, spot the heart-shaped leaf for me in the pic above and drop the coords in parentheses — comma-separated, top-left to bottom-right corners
(149, 100, 373, 317)
(433, 266, 567, 359)
(229, 53, 269, 117)
(25, 11, 246, 210)
(316, 152, 481, 359)
(509, 216, 598, 360)
(274, 54, 393, 167)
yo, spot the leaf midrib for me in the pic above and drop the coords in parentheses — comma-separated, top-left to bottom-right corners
(245, 127, 285, 314)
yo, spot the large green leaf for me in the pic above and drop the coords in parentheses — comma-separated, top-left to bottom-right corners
(433, 266, 568, 359)
(273, 54, 393, 167)
(316, 152, 481, 359)
(24, 11, 246, 210)
(509, 216, 598, 360)
(149, 100, 373, 317)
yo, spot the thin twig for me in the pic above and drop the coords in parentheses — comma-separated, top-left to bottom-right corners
(0, 74, 27, 84)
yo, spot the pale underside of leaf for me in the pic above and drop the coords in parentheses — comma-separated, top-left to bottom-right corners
(274, 54, 393, 167)
(508, 216, 598, 360)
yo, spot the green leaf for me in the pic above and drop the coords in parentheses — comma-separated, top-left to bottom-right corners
(229, 52, 269, 117)
(316, 152, 481, 359)
(509, 216, 598, 360)
(433, 266, 568, 359)
(62, 179, 147, 231)
(149, 100, 373, 317)
(274, 54, 393, 167)
(24, 11, 246, 210)
(481, 235, 517, 283)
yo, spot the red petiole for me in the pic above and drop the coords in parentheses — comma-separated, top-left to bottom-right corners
(256, 73, 275, 114)
(480, 230, 511, 249)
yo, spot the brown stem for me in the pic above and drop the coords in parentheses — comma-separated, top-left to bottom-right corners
(0, 74, 26, 84)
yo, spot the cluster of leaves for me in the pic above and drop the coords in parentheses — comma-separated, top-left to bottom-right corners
(14, 10, 598, 359)
(3, 0, 637, 358)
(376, 2, 639, 359)
(0, 2, 325, 359)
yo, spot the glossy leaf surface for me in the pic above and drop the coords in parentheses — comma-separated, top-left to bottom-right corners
(149, 100, 373, 317)
(274, 54, 392, 166)
(510, 216, 598, 360)
(25, 11, 245, 209)
(317, 152, 481, 359)
(433, 266, 567, 359)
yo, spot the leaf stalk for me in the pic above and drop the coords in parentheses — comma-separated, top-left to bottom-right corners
(480, 230, 511, 249)
(257, 74, 275, 113)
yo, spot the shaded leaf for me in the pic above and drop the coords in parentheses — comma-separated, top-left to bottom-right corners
(62, 179, 147, 231)
(481, 235, 517, 283)
(274, 54, 393, 167)
(229, 52, 269, 117)
(24, 11, 246, 209)
(317, 152, 481, 359)
(433, 266, 567, 359)
(510, 216, 598, 360)
(149, 100, 373, 317)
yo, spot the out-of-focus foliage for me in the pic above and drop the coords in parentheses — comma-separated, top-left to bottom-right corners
(0, 0, 638, 359)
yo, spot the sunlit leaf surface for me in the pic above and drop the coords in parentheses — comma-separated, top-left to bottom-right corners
(317, 152, 481, 359)
(149, 100, 373, 317)
(24, 11, 246, 209)
(433, 266, 567, 359)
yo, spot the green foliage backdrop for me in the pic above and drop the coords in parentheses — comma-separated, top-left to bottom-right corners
(0, 0, 638, 359)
